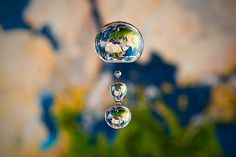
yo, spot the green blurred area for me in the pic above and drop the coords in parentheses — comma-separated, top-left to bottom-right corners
(57, 95, 222, 157)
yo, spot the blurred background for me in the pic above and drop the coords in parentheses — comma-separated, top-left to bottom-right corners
(0, 0, 236, 157)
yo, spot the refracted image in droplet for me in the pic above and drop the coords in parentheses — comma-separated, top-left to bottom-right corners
(95, 21, 144, 63)
(110, 82, 127, 102)
(114, 70, 122, 79)
(105, 105, 131, 129)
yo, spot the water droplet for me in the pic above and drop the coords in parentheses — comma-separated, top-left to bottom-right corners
(110, 82, 127, 102)
(105, 105, 131, 129)
(114, 70, 122, 79)
(95, 21, 144, 63)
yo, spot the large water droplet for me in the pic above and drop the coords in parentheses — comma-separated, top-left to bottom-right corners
(95, 21, 144, 63)
(110, 82, 127, 102)
(105, 105, 131, 129)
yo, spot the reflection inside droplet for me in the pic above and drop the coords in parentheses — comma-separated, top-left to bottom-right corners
(110, 82, 127, 102)
(95, 21, 144, 63)
(105, 105, 131, 129)
(114, 70, 122, 79)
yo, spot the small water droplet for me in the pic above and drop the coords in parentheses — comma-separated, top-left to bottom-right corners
(110, 82, 127, 102)
(114, 70, 122, 79)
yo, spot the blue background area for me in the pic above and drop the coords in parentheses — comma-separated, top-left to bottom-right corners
(40, 91, 58, 151)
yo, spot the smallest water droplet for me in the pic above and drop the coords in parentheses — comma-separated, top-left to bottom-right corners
(114, 70, 122, 79)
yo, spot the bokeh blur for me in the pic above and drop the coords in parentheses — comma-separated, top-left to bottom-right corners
(0, 0, 236, 157)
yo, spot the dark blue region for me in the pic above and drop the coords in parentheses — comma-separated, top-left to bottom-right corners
(40, 91, 58, 151)
(0, 0, 60, 50)
(216, 123, 236, 157)
(0, 0, 30, 29)
(104, 52, 177, 86)
(162, 86, 211, 126)
(76, 114, 117, 144)
(40, 25, 60, 50)
(90, 120, 117, 144)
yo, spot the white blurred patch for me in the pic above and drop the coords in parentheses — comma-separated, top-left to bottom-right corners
(145, 85, 160, 99)
(86, 71, 112, 116)
(201, 75, 221, 87)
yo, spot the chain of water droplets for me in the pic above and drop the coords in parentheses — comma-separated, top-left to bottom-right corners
(95, 21, 144, 129)
(111, 71, 126, 104)
(104, 70, 131, 129)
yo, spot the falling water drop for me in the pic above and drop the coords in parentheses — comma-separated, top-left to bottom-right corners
(110, 82, 127, 102)
(95, 21, 144, 63)
(105, 105, 131, 129)
(114, 70, 122, 79)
